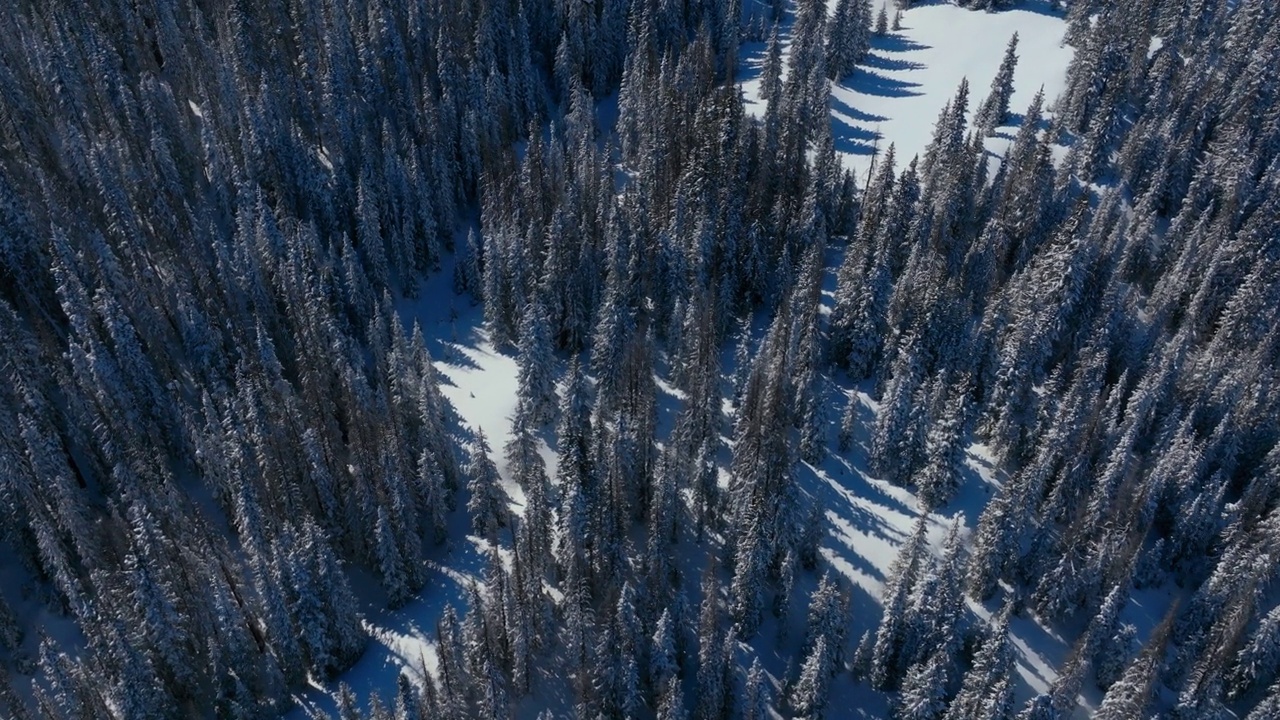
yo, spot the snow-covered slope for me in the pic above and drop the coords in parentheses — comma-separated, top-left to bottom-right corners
(290, 3, 1087, 718)
(740, 0, 1073, 181)
(288, 264, 539, 719)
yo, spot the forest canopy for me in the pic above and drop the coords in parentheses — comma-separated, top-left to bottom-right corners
(0, 0, 1278, 718)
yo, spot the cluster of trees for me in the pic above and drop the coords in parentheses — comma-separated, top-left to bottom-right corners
(345, 0, 1280, 717)
(0, 0, 624, 713)
(2, 0, 1280, 718)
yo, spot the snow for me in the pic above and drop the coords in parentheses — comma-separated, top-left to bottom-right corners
(286, 258, 527, 719)
(434, 337, 530, 503)
(287, 3, 1100, 718)
(286, 562, 481, 719)
(739, 0, 1075, 181)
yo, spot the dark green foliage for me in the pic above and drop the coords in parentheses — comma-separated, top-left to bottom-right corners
(5, 0, 1280, 718)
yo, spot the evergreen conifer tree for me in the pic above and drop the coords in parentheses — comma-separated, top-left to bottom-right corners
(515, 299, 557, 426)
(466, 430, 508, 539)
(792, 637, 833, 720)
(975, 34, 1020, 134)
(945, 605, 1014, 720)
(896, 649, 951, 720)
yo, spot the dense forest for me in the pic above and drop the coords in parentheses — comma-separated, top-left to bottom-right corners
(0, 0, 1278, 717)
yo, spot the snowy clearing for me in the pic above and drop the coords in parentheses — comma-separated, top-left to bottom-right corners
(291, 3, 1098, 718)
(739, 0, 1074, 181)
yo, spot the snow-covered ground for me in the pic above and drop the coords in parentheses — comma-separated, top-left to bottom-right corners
(289, 3, 1094, 718)
(740, 0, 1074, 181)
(286, 275, 515, 719)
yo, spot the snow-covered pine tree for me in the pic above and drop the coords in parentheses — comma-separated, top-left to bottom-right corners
(657, 675, 687, 720)
(1094, 605, 1175, 720)
(651, 607, 679, 693)
(791, 636, 834, 720)
(803, 572, 852, 671)
(945, 604, 1015, 720)
(599, 582, 644, 718)
(1246, 682, 1280, 720)
(696, 567, 729, 720)
(1013, 693, 1055, 720)
(851, 630, 875, 681)
(1094, 622, 1138, 690)
(744, 657, 772, 720)
(505, 421, 554, 568)
(729, 517, 768, 639)
(895, 648, 951, 720)
(1228, 602, 1280, 699)
(0, 591, 22, 656)
(870, 334, 927, 485)
(974, 34, 1020, 134)
(395, 672, 425, 720)
(837, 390, 860, 453)
(0, 666, 29, 720)
(917, 382, 969, 509)
(872, 516, 930, 689)
(827, 0, 872, 81)
(466, 430, 508, 539)
(514, 298, 557, 426)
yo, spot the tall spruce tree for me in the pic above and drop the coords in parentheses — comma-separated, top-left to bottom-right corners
(975, 34, 1020, 134)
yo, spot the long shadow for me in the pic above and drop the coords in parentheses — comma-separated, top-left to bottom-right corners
(937, 447, 1002, 530)
(829, 94, 887, 156)
(860, 52, 926, 73)
(651, 372, 687, 442)
(822, 452, 918, 523)
(1011, 0, 1067, 18)
(823, 508, 894, 585)
(904, 0, 1060, 14)
(831, 95, 890, 125)
(435, 340, 484, 372)
(831, 116, 881, 156)
(872, 33, 932, 54)
(845, 68, 924, 99)
(287, 498, 490, 719)
(835, 394, 919, 516)
(805, 460, 909, 547)
(736, 39, 769, 85)
(1007, 611, 1071, 697)
(782, 374, 923, 593)
(846, 579, 883, 626)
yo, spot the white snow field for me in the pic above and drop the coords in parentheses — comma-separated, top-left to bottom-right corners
(739, 0, 1074, 181)
(285, 3, 1131, 719)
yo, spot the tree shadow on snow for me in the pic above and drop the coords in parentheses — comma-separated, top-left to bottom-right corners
(845, 68, 924, 99)
(435, 340, 485, 374)
(651, 372, 690, 443)
(902, 0, 1062, 16)
(288, 511, 490, 719)
(1009, 0, 1067, 19)
(870, 33, 931, 55)
(831, 94, 890, 126)
(736, 39, 769, 84)
(1002, 111, 1055, 136)
(1006, 611, 1072, 699)
(860, 52, 927, 73)
(831, 120, 882, 157)
(934, 446, 1004, 530)
(822, 509, 895, 586)
(830, 96, 887, 157)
